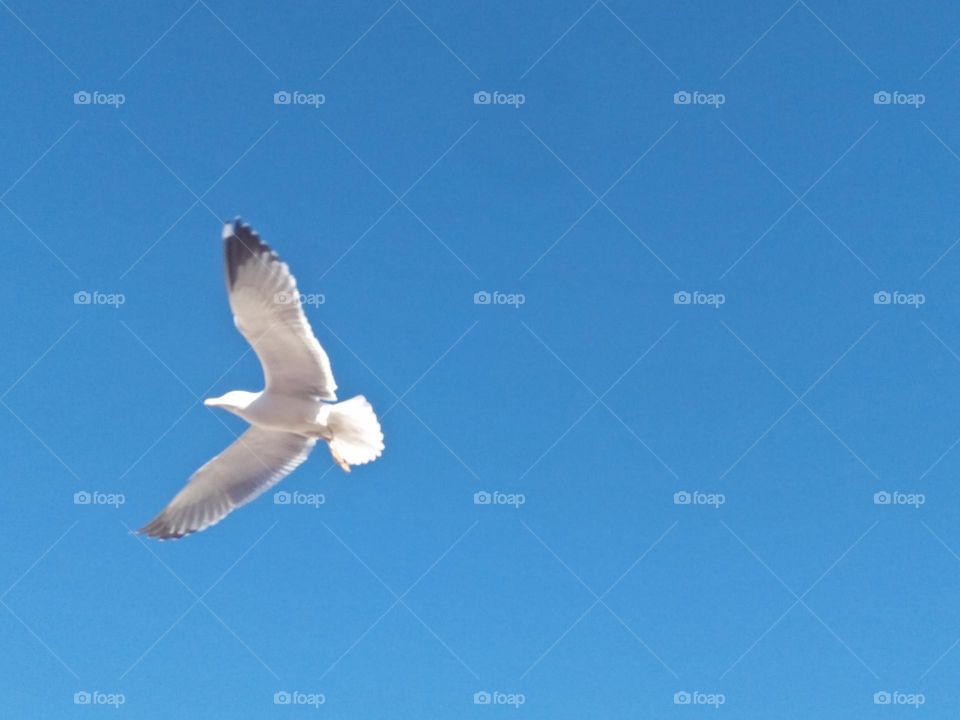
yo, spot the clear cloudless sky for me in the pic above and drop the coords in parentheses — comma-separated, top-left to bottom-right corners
(4, 1, 960, 717)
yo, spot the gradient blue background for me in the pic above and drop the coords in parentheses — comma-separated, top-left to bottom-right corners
(3, 1, 960, 716)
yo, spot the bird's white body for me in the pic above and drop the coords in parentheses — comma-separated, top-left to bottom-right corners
(140, 219, 384, 539)
(206, 390, 326, 437)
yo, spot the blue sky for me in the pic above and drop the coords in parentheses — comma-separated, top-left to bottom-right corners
(4, 0, 960, 716)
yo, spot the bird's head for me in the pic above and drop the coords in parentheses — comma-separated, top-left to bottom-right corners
(204, 390, 259, 413)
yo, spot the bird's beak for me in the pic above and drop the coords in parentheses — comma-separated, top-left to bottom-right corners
(203, 398, 216, 407)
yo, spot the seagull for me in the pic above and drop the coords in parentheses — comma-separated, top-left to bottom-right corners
(139, 218, 384, 540)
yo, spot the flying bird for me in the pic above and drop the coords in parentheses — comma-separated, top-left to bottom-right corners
(139, 218, 384, 539)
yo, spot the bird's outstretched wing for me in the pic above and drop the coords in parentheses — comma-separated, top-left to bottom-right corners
(223, 218, 337, 400)
(139, 427, 316, 539)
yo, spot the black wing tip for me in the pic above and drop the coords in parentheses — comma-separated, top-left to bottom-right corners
(137, 515, 197, 541)
(223, 217, 261, 249)
(222, 216, 252, 238)
(223, 217, 278, 289)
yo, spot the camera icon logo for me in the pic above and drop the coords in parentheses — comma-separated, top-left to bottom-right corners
(473, 91, 492, 105)
(274, 91, 292, 105)
(673, 290, 691, 305)
(74, 290, 91, 305)
(873, 290, 891, 305)
(274, 690, 292, 705)
(274, 291, 295, 305)
(873, 91, 891, 105)
(673, 91, 692, 105)
(873, 491, 891, 505)
(73, 91, 92, 105)
(674, 691, 692, 705)
(473, 691, 492, 704)
(873, 691, 891, 705)
(74, 491, 92, 505)
(274, 491, 291, 505)
(474, 491, 492, 505)
(474, 291, 491, 305)
(673, 491, 691, 505)
(74, 691, 91, 705)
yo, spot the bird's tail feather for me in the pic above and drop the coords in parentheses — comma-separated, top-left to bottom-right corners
(323, 395, 384, 466)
